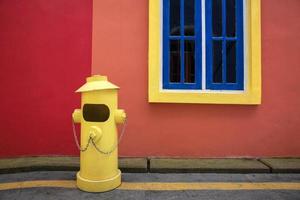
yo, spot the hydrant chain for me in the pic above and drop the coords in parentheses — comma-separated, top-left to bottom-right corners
(90, 118, 127, 155)
(72, 117, 127, 154)
(72, 118, 92, 152)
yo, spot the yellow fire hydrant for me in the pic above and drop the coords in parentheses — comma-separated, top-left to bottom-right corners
(72, 75, 126, 192)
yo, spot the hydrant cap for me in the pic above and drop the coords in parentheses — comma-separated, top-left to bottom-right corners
(76, 75, 119, 93)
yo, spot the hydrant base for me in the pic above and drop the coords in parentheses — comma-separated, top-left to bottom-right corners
(76, 170, 121, 193)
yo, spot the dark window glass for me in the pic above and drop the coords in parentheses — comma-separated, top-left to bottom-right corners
(184, 40, 195, 83)
(226, 0, 236, 37)
(226, 41, 237, 83)
(170, 40, 181, 82)
(170, 0, 181, 35)
(83, 104, 110, 122)
(184, 0, 195, 36)
(213, 40, 223, 83)
(213, 0, 222, 36)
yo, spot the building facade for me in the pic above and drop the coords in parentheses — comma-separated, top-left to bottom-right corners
(0, 0, 299, 158)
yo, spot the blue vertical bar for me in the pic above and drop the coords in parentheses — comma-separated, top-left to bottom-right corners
(206, 0, 213, 89)
(163, 0, 169, 88)
(222, 0, 227, 83)
(195, 0, 202, 89)
(236, 0, 244, 90)
(180, 0, 185, 83)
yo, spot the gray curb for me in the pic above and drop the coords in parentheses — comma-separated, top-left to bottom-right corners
(0, 157, 299, 174)
(0, 157, 147, 174)
(260, 158, 300, 173)
(149, 158, 270, 173)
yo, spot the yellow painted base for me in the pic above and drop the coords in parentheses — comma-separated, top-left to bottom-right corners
(76, 170, 121, 193)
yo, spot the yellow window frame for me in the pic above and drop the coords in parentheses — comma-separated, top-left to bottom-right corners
(148, 0, 261, 104)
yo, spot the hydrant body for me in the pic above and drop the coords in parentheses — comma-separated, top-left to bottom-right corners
(73, 75, 126, 192)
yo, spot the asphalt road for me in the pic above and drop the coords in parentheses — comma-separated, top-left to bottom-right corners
(0, 172, 299, 200)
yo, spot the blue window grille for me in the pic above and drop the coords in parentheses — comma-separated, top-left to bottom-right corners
(206, 0, 244, 90)
(163, 0, 202, 89)
(163, 0, 244, 91)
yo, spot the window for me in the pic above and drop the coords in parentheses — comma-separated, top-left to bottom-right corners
(206, 0, 244, 90)
(164, 0, 243, 90)
(163, 0, 201, 89)
(149, 0, 261, 104)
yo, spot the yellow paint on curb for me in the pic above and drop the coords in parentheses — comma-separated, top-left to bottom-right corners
(0, 180, 299, 191)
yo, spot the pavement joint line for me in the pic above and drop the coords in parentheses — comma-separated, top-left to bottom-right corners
(0, 180, 300, 191)
(147, 158, 150, 172)
(258, 159, 273, 173)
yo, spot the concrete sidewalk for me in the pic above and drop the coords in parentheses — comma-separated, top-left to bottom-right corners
(0, 157, 300, 174)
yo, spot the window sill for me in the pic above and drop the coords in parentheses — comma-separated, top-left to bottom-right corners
(148, 89, 261, 105)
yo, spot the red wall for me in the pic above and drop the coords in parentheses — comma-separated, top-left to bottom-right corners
(0, 0, 92, 157)
(0, 0, 299, 158)
(92, 0, 300, 157)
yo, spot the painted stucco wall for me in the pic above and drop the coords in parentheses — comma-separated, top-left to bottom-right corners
(92, 0, 300, 157)
(0, 0, 299, 158)
(0, 0, 92, 157)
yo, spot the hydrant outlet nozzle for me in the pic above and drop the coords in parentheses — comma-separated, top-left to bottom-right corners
(89, 126, 102, 143)
(72, 109, 81, 123)
(115, 109, 126, 124)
